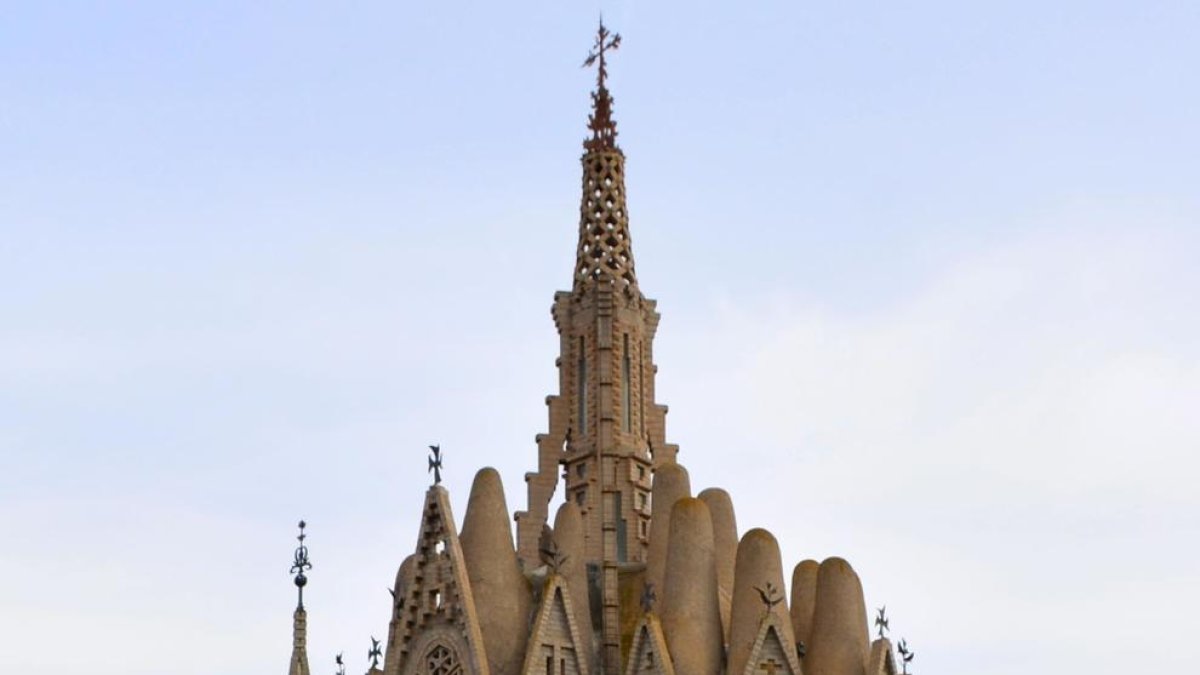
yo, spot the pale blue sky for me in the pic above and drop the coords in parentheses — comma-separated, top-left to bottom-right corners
(2, 3, 1198, 675)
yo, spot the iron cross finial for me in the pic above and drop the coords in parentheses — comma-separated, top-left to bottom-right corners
(290, 520, 313, 608)
(582, 17, 621, 91)
(335, 652, 345, 675)
(875, 606, 890, 639)
(368, 636, 382, 670)
(582, 19, 622, 151)
(428, 445, 443, 485)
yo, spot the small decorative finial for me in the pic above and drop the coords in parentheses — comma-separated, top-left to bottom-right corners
(335, 652, 345, 675)
(428, 445, 443, 485)
(290, 520, 313, 608)
(897, 638, 914, 674)
(368, 637, 382, 670)
(581, 18, 622, 151)
(875, 606, 889, 640)
(640, 581, 657, 614)
(796, 641, 806, 660)
(755, 582, 783, 615)
(538, 524, 569, 573)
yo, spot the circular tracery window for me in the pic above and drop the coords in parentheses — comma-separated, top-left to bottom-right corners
(425, 644, 462, 675)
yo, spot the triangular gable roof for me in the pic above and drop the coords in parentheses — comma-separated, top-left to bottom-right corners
(521, 574, 591, 675)
(741, 612, 803, 675)
(867, 638, 898, 675)
(624, 614, 676, 675)
(388, 486, 489, 675)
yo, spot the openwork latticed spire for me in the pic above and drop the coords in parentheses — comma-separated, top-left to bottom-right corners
(576, 19, 637, 293)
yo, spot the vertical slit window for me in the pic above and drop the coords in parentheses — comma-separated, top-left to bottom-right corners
(639, 341, 645, 435)
(622, 334, 632, 432)
(577, 336, 587, 433)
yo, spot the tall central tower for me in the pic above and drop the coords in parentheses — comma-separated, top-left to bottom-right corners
(514, 21, 678, 675)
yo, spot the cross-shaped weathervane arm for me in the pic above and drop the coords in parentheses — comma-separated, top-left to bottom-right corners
(583, 19, 621, 91)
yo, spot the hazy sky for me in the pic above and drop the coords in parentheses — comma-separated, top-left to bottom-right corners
(2, 3, 1198, 675)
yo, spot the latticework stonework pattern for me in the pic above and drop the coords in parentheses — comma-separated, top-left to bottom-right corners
(575, 149, 637, 293)
(388, 487, 489, 675)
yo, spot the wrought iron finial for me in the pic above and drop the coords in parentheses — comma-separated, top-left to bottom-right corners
(875, 606, 889, 640)
(755, 582, 783, 615)
(290, 520, 313, 608)
(582, 18, 621, 151)
(335, 652, 345, 675)
(538, 524, 569, 573)
(582, 17, 621, 90)
(640, 581, 657, 614)
(428, 445, 443, 485)
(796, 641, 807, 660)
(897, 638, 914, 675)
(368, 637, 382, 670)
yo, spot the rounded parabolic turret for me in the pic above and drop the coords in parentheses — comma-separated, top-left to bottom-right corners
(805, 557, 869, 675)
(728, 528, 795, 675)
(645, 462, 691, 595)
(660, 498, 723, 675)
(460, 467, 532, 675)
(698, 487, 738, 642)
(790, 559, 820, 650)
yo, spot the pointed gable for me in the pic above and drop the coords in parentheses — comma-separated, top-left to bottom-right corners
(624, 615, 675, 675)
(522, 575, 590, 675)
(385, 486, 489, 675)
(741, 613, 803, 675)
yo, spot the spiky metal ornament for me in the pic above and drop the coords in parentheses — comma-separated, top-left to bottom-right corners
(290, 520, 313, 608)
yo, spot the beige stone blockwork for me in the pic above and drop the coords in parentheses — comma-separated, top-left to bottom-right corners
(462, 468, 533, 675)
(805, 558, 868, 675)
(789, 560, 819, 652)
(729, 529, 796, 675)
(660, 498, 723, 675)
(697, 487, 738, 644)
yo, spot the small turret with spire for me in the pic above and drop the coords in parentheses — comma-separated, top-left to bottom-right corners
(288, 520, 312, 675)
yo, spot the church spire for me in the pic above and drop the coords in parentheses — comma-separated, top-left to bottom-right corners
(575, 18, 637, 293)
(288, 520, 312, 675)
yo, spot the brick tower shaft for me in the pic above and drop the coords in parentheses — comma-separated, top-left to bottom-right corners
(514, 20, 678, 675)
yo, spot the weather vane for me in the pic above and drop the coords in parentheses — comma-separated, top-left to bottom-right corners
(582, 18, 621, 150)
(335, 652, 345, 675)
(368, 636, 382, 671)
(290, 520, 313, 608)
(897, 638, 914, 674)
(755, 582, 783, 616)
(875, 606, 889, 639)
(582, 18, 621, 90)
(428, 444, 443, 485)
